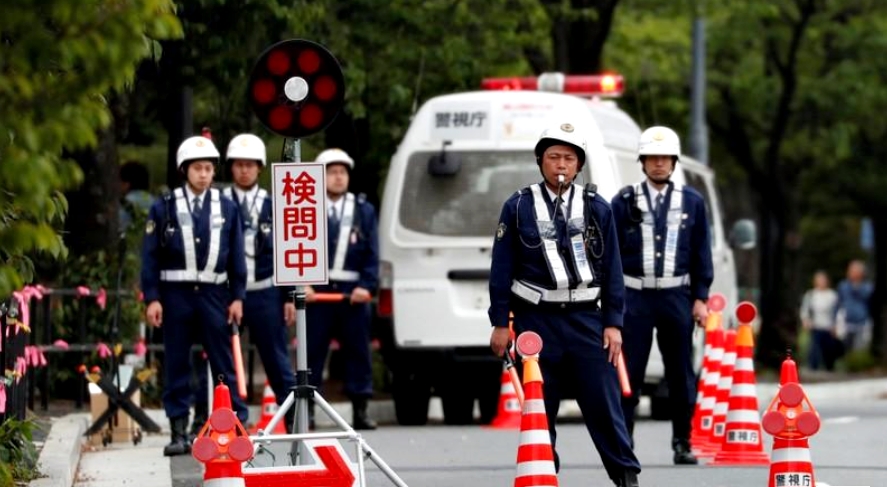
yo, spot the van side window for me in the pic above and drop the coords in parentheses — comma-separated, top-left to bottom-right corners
(682, 171, 717, 247)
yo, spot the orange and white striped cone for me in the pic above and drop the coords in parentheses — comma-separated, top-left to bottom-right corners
(710, 302, 770, 466)
(192, 383, 254, 487)
(514, 331, 558, 487)
(488, 362, 524, 429)
(692, 326, 724, 456)
(709, 329, 737, 453)
(761, 354, 821, 487)
(251, 381, 285, 434)
(690, 294, 726, 454)
(767, 437, 815, 487)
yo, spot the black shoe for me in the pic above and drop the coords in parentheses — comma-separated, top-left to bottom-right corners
(352, 398, 377, 430)
(163, 416, 191, 457)
(188, 404, 208, 442)
(672, 439, 698, 465)
(614, 470, 639, 487)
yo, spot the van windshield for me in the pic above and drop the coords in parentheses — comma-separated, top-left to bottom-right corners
(399, 151, 540, 237)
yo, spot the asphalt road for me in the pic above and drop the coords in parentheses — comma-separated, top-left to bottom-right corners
(172, 398, 887, 487)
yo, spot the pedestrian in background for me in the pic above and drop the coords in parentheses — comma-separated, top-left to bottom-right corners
(836, 260, 874, 353)
(800, 270, 839, 371)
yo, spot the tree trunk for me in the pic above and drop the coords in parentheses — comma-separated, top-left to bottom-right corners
(64, 127, 120, 256)
(544, 0, 620, 74)
(754, 181, 796, 369)
(159, 40, 193, 190)
(869, 213, 887, 363)
(325, 110, 379, 207)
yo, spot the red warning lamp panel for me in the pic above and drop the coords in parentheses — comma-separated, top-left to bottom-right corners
(248, 39, 346, 138)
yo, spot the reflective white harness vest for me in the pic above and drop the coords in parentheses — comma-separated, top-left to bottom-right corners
(160, 187, 227, 284)
(623, 182, 690, 290)
(329, 193, 360, 282)
(510, 184, 600, 305)
(223, 187, 272, 291)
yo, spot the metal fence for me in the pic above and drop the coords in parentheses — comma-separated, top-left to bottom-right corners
(1, 286, 311, 419)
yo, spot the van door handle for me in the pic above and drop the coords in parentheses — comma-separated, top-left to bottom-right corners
(447, 269, 490, 281)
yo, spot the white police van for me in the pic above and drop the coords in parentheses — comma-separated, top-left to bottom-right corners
(375, 73, 755, 425)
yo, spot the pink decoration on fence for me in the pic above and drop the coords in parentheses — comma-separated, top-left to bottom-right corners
(134, 338, 147, 357)
(95, 288, 107, 310)
(26, 346, 47, 367)
(53, 339, 70, 350)
(76, 286, 91, 297)
(14, 357, 27, 382)
(11, 290, 28, 334)
(0, 382, 6, 414)
(96, 342, 112, 359)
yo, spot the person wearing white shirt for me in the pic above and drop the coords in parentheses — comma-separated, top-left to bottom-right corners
(800, 270, 840, 371)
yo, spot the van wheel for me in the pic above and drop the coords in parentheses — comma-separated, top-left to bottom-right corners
(441, 390, 474, 425)
(392, 369, 431, 426)
(476, 363, 503, 425)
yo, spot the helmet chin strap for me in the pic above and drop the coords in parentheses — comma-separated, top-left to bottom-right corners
(642, 166, 673, 186)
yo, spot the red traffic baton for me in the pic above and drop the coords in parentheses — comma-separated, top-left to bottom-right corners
(312, 292, 349, 302)
(502, 347, 525, 407)
(230, 322, 247, 399)
(617, 352, 632, 398)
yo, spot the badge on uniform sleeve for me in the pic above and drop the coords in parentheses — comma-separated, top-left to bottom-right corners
(145, 220, 155, 234)
(496, 223, 506, 240)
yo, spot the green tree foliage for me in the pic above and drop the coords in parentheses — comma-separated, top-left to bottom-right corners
(143, 0, 550, 198)
(0, 0, 182, 296)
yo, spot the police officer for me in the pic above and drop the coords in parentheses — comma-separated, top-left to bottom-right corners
(611, 126, 713, 465)
(489, 123, 641, 487)
(306, 148, 379, 430)
(223, 133, 298, 431)
(141, 135, 249, 456)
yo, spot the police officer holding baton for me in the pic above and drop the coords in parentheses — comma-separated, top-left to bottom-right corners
(612, 126, 713, 465)
(141, 135, 249, 456)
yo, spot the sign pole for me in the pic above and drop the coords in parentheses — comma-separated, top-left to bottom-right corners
(282, 136, 313, 464)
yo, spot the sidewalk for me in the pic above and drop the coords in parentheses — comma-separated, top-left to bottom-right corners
(29, 377, 887, 487)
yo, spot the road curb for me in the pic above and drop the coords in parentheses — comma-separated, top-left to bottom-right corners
(30, 413, 88, 487)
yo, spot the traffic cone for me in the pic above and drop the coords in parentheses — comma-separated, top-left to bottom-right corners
(767, 437, 816, 487)
(514, 332, 558, 487)
(251, 381, 285, 434)
(709, 329, 737, 452)
(762, 354, 820, 487)
(710, 303, 770, 466)
(691, 326, 725, 456)
(192, 383, 254, 487)
(488, 363, 523, 429)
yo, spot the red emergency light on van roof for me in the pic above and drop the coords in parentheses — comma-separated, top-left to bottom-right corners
(481, 72, 624, 97)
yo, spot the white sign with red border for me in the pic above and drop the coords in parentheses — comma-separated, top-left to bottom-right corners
(271, 162, 329, 286)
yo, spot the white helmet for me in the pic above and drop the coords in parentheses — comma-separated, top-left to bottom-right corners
(316, 148, 354, 170)
(226, 134, 266, 165)
(638, 126, 681, 159)
(176, 136, 220, 169)
(534, 123, 587, 166)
